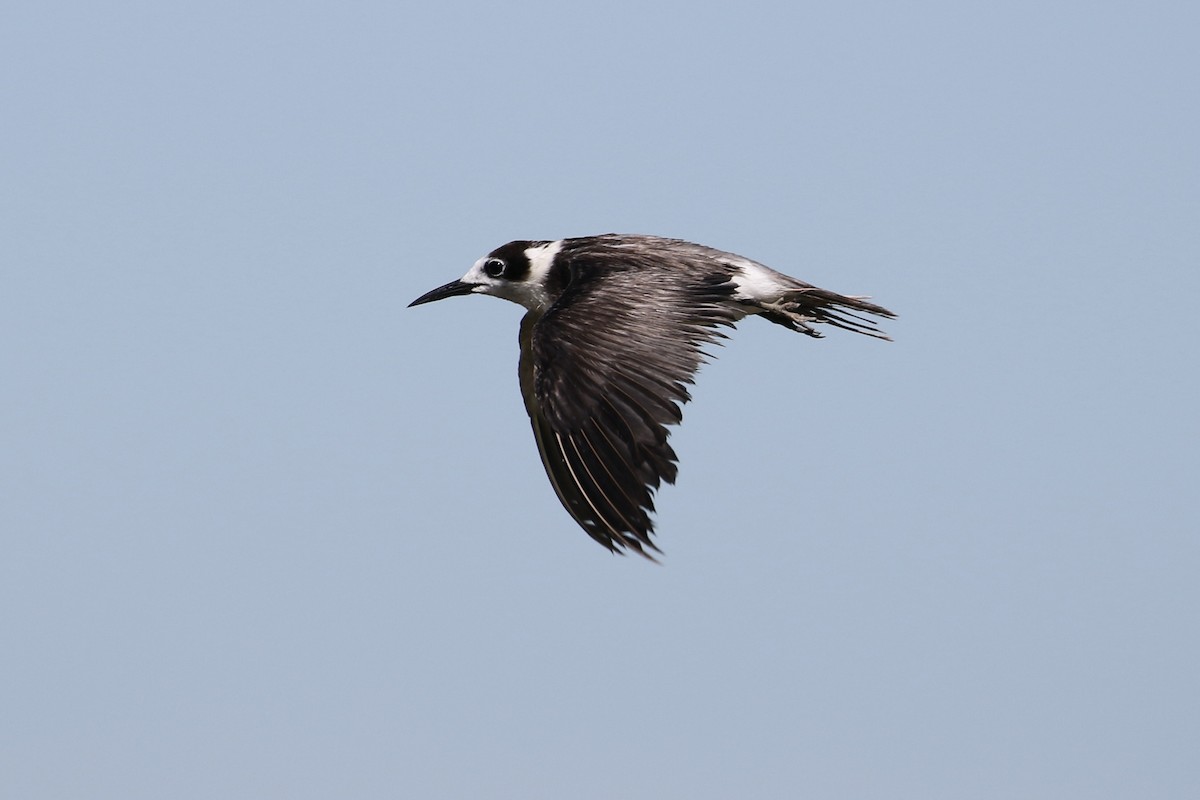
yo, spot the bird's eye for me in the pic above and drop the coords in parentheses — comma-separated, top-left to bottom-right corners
(483, 258, 506, 278)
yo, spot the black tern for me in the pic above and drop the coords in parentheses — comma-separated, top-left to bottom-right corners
(410, 234, 895, 559)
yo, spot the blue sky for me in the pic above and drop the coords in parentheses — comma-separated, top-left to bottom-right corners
(3, 2, 1198, 798)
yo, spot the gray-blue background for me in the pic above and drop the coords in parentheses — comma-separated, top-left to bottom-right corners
(4, 2, 1197, 797)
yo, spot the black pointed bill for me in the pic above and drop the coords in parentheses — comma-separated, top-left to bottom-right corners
(408, 279, 479, 307)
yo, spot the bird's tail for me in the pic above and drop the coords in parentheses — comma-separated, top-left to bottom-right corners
(755, 288, 896, 340)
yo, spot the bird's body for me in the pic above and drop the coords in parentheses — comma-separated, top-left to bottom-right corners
(410, 234, 894, 558)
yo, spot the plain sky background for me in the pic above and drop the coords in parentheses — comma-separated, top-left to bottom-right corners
(3, 2, 1197, 798)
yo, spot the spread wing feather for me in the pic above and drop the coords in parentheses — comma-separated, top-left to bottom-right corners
(518, 244, 740, 557)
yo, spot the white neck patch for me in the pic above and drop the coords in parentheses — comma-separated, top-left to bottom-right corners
(501, 240, 562, 311)
(524, 240, 563, 287)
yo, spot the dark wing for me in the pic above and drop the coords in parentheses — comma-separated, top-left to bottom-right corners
(519, 257, 740, 558)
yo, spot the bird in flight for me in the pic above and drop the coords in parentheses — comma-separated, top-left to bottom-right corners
(410, 234, 895, 559)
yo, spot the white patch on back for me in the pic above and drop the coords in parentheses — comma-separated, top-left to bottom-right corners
(730, 259, 791, 304)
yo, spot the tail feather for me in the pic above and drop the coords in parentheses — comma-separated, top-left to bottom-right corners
(756, 288, 896, 340)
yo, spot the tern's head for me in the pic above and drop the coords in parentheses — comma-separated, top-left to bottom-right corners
(409, 239, 564, 313)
